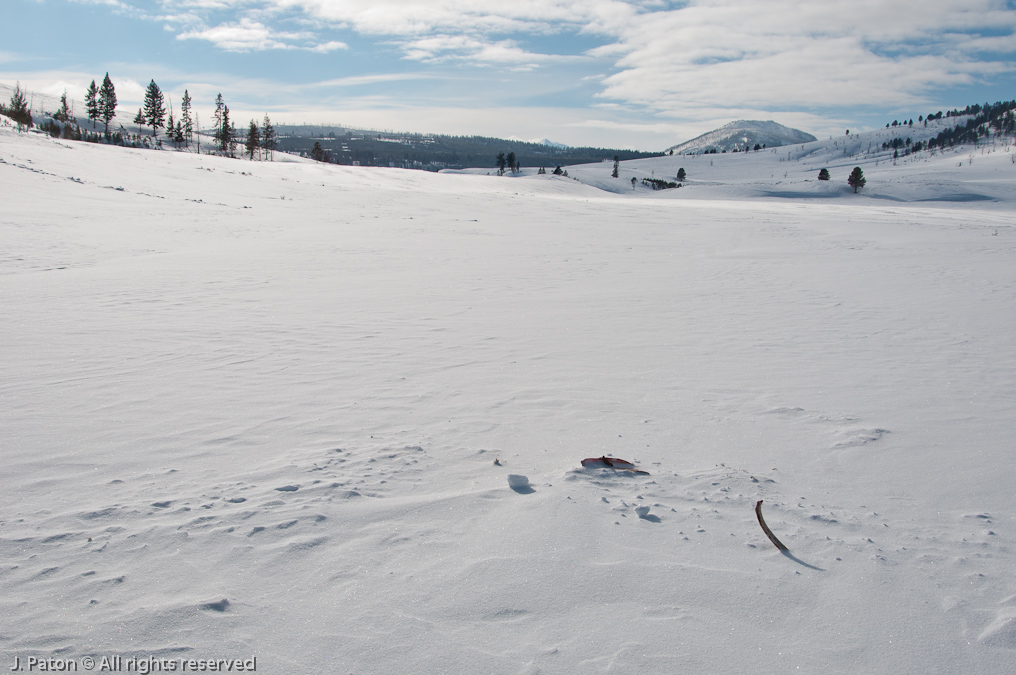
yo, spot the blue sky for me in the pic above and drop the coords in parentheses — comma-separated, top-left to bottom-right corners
(3, 0, 1015, 149)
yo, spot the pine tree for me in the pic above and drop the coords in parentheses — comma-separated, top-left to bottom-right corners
(85, 80, 99, 129)
(228, 121, 238, 157)
(612, 156, 619, 178)
(217, 103, 231, 154)
(311, 141, 325, 162)
(98, 73, 117, 137)
(55, 90, 71, 123)
(495, 152, 506, 175)
(133, 107, 144, 135)
(142, 80, 165, 137)
(506, 151, 516, 174)
(6, 82, 32, 131)
(261, 114, 276, 161)
(676, 167, 687, 181)
(180, 90, 193, 146)
(167, 108, 175, 145)
(847, 167, 866, 193)
(818, 168, 830, 181)
(245, 119, 260, 160)
(174, 120, 184, 144)
(213, 94, 225, 151)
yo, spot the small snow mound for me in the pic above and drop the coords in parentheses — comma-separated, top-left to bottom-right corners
(635, 505, 651, 518)
(507, 474, 534, 493)
(979, 610, 1016, 647)
(833, 428, 889, 447)
(200, 598, 230, 612)
(275, 485, 300, 492)
(507, 474, 530, 489)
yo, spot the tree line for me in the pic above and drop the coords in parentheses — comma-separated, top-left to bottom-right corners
(2, 76, 279, 160)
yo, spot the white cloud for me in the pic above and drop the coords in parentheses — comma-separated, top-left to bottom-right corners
(399, 34, 558, 68)
(594, 1, 1016, 114)
(309, 40, 348, 52)
(267, 0, 630, 36)
(177, 18, 307, 51)
(313, 73, 433, 87)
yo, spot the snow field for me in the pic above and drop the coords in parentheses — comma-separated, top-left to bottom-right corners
(1, 125, 1015, 673)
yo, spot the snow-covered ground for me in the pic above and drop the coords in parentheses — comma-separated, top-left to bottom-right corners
(2, 120, 1015, 674)
(450, 116, 1016, 206)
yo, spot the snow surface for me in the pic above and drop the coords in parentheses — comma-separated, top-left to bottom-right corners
(2, 118, 1016, 674)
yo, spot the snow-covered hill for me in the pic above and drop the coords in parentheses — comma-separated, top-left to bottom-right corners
(2, 119, 1015, 674)
(668, 119, 817, 154)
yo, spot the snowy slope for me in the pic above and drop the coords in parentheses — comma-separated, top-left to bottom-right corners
(667, 120, 817, 154)
(556, 116, 1016, 203)
(2, 120, 1016, 674)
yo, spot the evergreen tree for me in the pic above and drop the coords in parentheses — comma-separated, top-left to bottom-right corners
(5, 82, 32, 131)
(55, 90, 71, 123)
(98, 73, 117, 137)
(495, 152, 506, 175)
(85, 80, 99, 129)
(133, 107, 144, 135)
(174, 120, 184, 144)
(245, 119, 260, 160)
(261, 114, 276, 161)
(552, 165, 563, 175)
(631, 176, 637, 190)
(612, 156, 619, 178)
(142, 80, 166, 137)
(228, 121, 238, 157)
(311, 141, 325, 162)
(538, 166, 546, 174)
(847, 167, 866, 193)
(167, 108, 175, 144)
(180, 90, 193, 146)
(506, 151, 517, 174)
(676, 167, 687, 181)
(217, 103, 231, 154)
(817, 168, 830, 181)
(213, 94, 226, 151)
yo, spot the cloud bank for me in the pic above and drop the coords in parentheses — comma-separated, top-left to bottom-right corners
(151, 0, 1016, 115)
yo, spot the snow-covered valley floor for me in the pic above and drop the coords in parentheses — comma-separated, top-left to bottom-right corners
(2, 125, 1015, 673)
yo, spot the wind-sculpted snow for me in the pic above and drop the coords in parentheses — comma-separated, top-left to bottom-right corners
(1, 123, 1015, 673)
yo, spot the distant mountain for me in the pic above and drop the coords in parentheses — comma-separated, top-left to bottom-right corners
(537, 139, 570, 149)
(668, 120, 816, 154)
